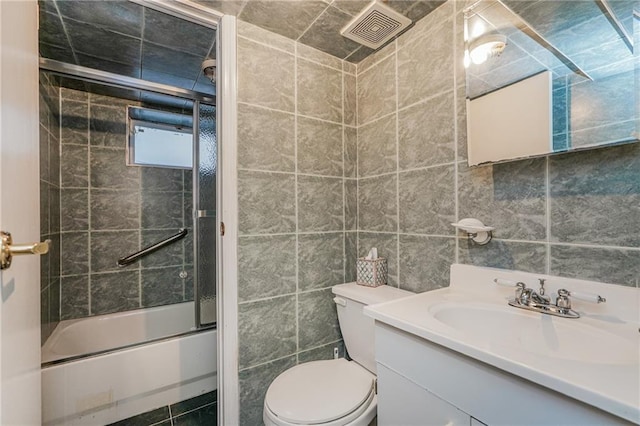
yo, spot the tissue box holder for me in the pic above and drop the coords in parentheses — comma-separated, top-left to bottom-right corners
(356, 257, 387, 287)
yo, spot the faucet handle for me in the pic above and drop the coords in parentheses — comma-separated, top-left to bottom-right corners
(494, 278, 520, 287)
(556, 288, 606, 310)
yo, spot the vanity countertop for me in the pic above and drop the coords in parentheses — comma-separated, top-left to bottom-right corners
(365, 264, 640, 424)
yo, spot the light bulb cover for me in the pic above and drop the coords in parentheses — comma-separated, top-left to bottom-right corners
(469, 34, 507, 65)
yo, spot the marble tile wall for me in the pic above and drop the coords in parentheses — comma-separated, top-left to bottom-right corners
(354, 1, 640, 296)
(39, 72, 61, 344)
(236, 21, 354, 425)
(52, 87, 194, 323)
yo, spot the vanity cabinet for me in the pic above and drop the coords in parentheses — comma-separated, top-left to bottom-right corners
(375, 322, 632, 426)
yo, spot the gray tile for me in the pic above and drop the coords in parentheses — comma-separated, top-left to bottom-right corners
(298, 6, 362, 59)
(76, 54, 141, 79)
(358, 232, 398, 286)
(143, 8, 215, 57)
(298, 176, 344, 232)
(332, 0, 370, 16)
(297, 117, 343, 176)
(357, 55, 396, 125)
(238, 295, 296, 369)
(297, 59, 342, 123)
(459, 239, 547, 274)
(458, 158, 547, 241)
(49, 186, 61, 234)
(344, 127, 357, 178)
(141, 167, 184, 192)
(549, 144, 640, 247)
(297, 43, 343, 71)
(358, 174, 397, 232)
(65, 19, 142, 66)
(298, 233, 345, 291)
(239, 1, 327, 40)
(399, 235, 455, 293)
(237, 37, 295, 112)
(141, 229, 184, 268)
(345, 232, 358, 282)
(344, 73, 356, 127)
(398, 91, 455, 170)
(61, 232, 88, 276)
(238, 104, 295, 172)
(39, 10, 70, 48)
(406, 0, 445, 21)
(298, 288, 341, 351)
(50, 279, 60, 323)
(91, 230, 139, 273)
(237, 20, 295, 53)
(39, 125, 50, 183)
(550, 245, 640, 287)
(397, 18, 453, 108)
(89, 105, 127, 148)
(170, 391, 217, 417)
(345, 179, 357, 231)
(60, 99, 89, 145)
(108, 406, 170, 426)
(238, 171, 296, 235)
(456, 85, 467, 161)
(298, 340, 346, 363)
(49, 234, 61, 282)
(40, 182, 50, 237)
(172, 403, 217, 426)
(239, 356, 296, 426)
(60, 189, 88, 232)
(56, 1, 143, 37)
(141, 267, 185, 307)
(346, 46, 375, 63)
(50, 140, 61, 187)
(238, 235, 297, 302)
(141, 192, 184, 230)
(61, 145, 88, 188)
(91, 190, 139, 230)
(357, 39, 396, 75)
(91, 271, 140, 315)
(358, 114, 396, 177)
(142, 42, 203, 81)
(60, 275, 89, 320)
(399, 165, 455, 235)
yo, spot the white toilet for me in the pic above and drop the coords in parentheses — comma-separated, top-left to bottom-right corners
(263, 283, 413, 426)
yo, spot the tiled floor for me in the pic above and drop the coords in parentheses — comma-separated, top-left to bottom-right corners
(108, 391, 217, 426)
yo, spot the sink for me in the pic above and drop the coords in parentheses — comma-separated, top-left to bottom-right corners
(429, 302, 637, 365)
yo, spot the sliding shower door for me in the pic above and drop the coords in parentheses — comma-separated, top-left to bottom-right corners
(194, 102, 217, 327)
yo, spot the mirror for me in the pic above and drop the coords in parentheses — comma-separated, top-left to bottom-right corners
(464, 0, 639, 166)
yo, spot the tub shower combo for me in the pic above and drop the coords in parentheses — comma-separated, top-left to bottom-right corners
(38, 13, 220, 421)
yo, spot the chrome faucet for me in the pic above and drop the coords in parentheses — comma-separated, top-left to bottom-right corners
(493, 278, 606, 319)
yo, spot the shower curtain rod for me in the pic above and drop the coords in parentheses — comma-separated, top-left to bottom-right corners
(39, 58, 216, 104)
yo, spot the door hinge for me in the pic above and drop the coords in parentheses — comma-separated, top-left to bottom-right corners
(220, 222, 225, 236)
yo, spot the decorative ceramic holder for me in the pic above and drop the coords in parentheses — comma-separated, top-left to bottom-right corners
(356, 257, 388, 287)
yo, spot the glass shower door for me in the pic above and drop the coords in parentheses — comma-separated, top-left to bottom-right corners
(194, 102, 217, 327)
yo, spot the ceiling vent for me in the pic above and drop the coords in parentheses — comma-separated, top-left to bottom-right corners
(340, 1, 412, 49)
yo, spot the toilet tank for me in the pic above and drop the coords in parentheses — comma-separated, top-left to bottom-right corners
(332, 283, 413, 374)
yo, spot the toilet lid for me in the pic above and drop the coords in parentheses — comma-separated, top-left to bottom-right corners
(265, 359, 375, 425)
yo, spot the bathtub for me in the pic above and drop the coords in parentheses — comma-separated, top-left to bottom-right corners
(41, 302, 216, 425)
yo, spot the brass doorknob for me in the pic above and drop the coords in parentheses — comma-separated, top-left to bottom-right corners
(0, 230, 50, 270)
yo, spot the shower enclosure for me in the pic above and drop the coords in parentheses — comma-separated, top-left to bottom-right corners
(39, 61, 218, 361)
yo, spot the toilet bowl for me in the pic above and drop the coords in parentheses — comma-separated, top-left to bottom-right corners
(263, 283, 413, 426)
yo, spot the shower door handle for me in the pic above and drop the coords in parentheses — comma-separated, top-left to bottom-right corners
(0, 230, 50, 270)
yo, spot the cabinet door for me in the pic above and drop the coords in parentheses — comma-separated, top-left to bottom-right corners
(377, 364, 470, 426)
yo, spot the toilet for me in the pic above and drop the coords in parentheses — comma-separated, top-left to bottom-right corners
(263, 283, 413, 426)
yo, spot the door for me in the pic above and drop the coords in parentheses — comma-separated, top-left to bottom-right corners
(0, 0, 42, 424)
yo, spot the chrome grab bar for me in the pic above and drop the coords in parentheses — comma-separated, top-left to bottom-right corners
(117, 229, 188, 267)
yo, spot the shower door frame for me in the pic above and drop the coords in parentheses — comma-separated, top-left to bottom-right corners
(40, 2, 240, 423)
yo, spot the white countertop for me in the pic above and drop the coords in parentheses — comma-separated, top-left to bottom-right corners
(364, 264, 640, 424)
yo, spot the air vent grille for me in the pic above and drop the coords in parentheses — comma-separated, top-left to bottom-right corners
(341, 2, 412, 49)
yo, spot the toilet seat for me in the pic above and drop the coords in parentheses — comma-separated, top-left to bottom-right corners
(264, 359, 376, 425)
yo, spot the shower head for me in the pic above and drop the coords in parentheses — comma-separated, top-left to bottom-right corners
(201, 59, 216, 83)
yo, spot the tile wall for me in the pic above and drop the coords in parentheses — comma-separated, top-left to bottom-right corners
(235, 21, 357, 425)
(50, 85, 194, 322)
(39, 72, 62, 343)
(354, 1, 640, 293)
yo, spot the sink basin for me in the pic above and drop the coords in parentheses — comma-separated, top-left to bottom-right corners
(429, 302, 637, 365)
